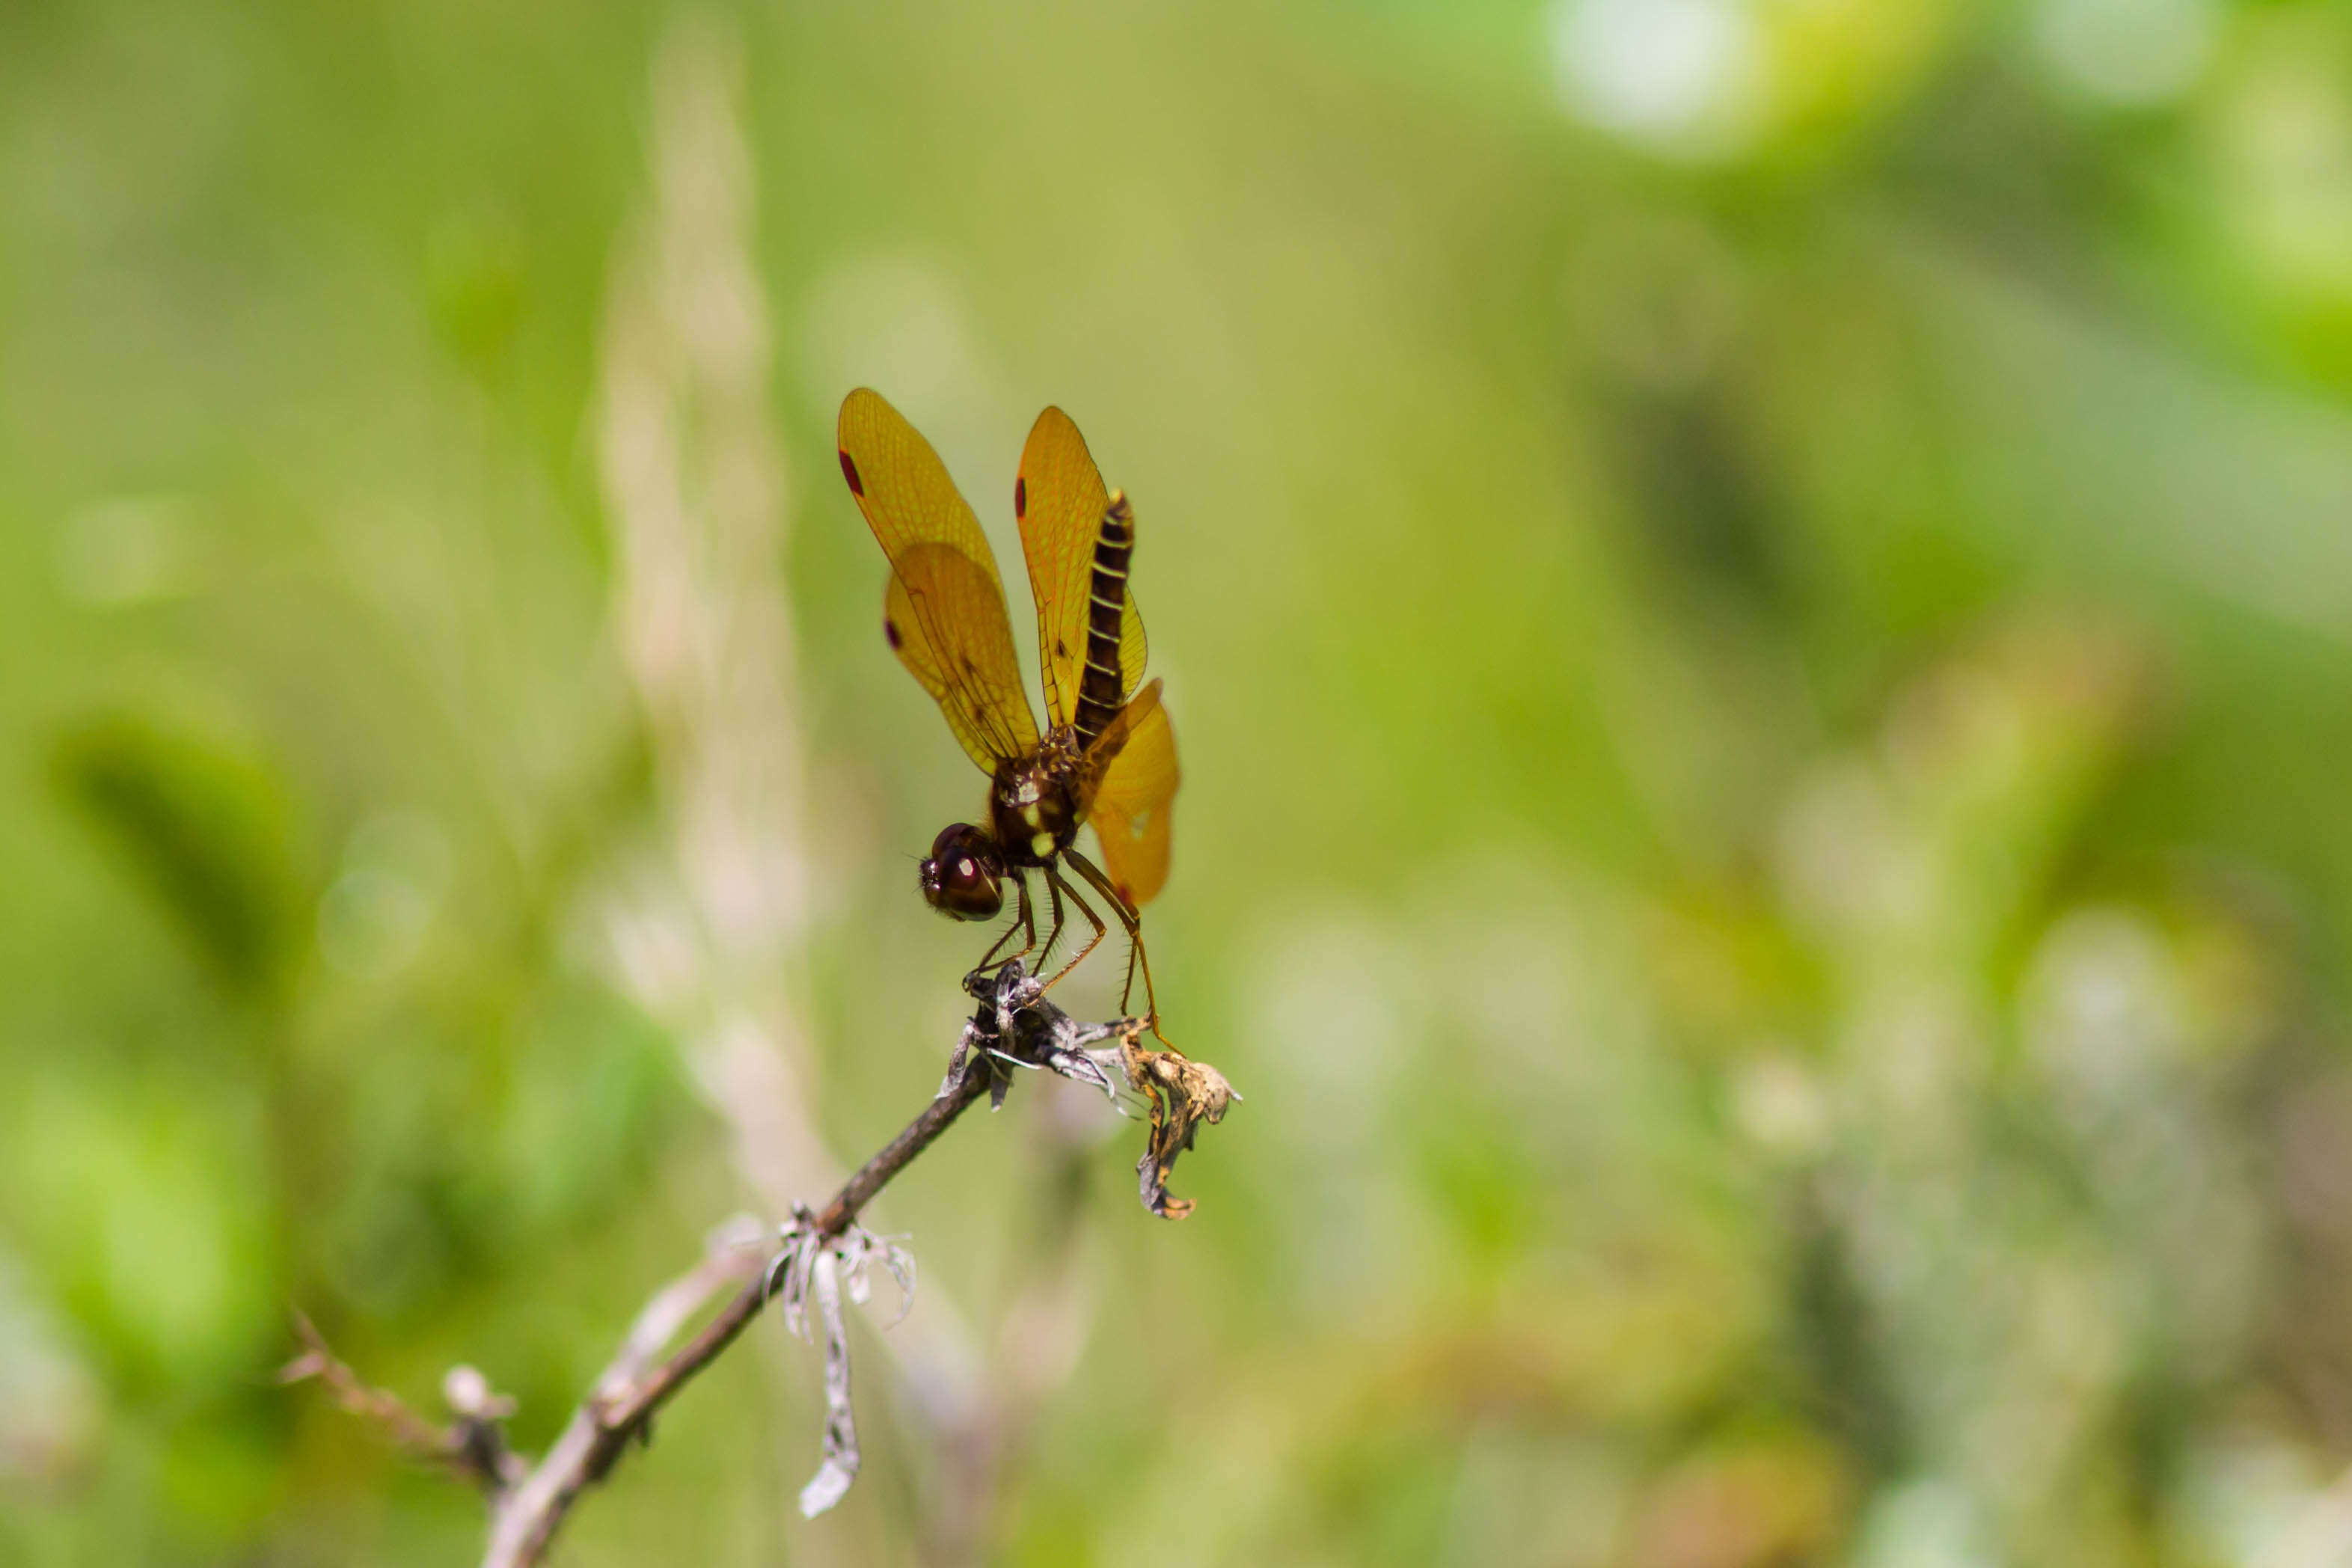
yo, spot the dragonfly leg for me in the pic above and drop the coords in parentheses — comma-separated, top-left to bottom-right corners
(974, 873, 1035, 973)
(1039, 865, 1106, 994)
(1061, 846, 1166, 1041)
(1035, 872, 1068, 974)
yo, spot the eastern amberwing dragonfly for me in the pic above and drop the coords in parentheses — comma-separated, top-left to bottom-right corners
(836, 388, 1178, 1023)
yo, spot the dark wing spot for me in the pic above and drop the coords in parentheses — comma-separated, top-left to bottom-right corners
(961, 654, 978, 675)
(1054, 638, 1068, 658)
(1014, 475, 1027, 519)
(971, 705, 985, 723)
(838, 450, 864, 496)
(883, 617, 903, 650)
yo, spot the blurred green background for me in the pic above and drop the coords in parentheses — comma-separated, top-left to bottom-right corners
(8, 0, 2352, 1563)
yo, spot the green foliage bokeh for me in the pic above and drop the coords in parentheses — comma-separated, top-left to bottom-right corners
(6, 1, 2352, 1564)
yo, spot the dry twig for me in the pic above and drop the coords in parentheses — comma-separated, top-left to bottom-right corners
(287, 962, 1237, 1567)
(280, 1316, 524, 1496)
(479, 1064, 992, 1567)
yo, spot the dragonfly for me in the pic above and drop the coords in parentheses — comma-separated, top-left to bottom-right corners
(836, 388, 1179, 1023)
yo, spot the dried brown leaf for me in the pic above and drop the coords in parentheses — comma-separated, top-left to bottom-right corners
(1118, 1032, 1239, 1219)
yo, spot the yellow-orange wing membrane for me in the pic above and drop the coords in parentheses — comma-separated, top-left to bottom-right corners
(1017, 407, 1148, 728)
(839, 388, 1039, 771)
(1087, 679, 1179, 910)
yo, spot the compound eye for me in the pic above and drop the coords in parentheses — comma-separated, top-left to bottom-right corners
(920, 825, 1002, 920)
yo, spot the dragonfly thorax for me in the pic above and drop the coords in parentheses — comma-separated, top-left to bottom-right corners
(990, 733, 1085, 867)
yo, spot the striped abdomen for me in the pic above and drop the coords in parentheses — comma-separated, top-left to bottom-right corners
(1070, 492, 1135, 752)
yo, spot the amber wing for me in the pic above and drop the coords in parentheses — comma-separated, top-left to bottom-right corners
(838, 388, 1039, 771)
(1086, 680, 1179, 910)
(1016, 407, 1148, 729)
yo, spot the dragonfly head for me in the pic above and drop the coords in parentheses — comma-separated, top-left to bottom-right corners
(920, 824, 1005, 920)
